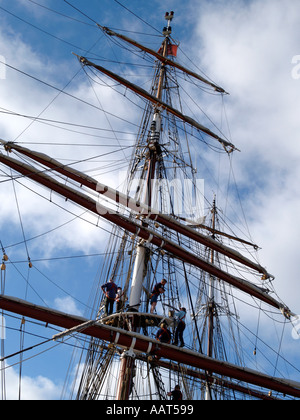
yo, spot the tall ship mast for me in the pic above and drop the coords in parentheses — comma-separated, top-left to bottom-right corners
(0, 10, 299, 401)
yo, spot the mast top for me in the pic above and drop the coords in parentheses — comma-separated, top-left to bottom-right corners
(163, 11, 174, 36)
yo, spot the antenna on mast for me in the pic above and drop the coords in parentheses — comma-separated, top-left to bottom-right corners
(163, 11, 174, 36)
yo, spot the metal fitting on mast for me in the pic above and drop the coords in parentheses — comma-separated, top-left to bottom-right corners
(163, 11, 174, 36)
(149, 111, 162, 150)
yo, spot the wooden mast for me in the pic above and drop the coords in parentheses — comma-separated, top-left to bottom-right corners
(116, 12, 173, 400)
(205, 197, 216, 400)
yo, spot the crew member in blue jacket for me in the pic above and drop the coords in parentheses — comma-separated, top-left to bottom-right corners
(101, 278, 118, 316)
(173, 307, 186, 347)
(156, 322, 172, 344)
(150, 279, 167, 314)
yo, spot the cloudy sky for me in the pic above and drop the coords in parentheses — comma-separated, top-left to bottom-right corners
(0, 0, 300, 399)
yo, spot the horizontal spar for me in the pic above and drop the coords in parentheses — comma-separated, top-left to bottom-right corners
(155, 359, 280, 400)
(0, 140, 270, 278)
(0, 152, 290, 313)
(0, 295, 299, 398)
(75, 55, 238, 153)
(98, 25, 228, 94)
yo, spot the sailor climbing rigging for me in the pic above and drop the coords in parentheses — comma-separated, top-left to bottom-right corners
(150, 279, 167, 314)
(173, 307, 187, 347)
(167, 385, 183, 401)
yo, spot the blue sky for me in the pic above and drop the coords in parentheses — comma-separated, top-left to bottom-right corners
(0, 0, 195, 66)
(0, 0, 300, 399)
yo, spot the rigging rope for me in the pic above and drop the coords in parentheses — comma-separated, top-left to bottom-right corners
(112, 0, 161, 35)
(7, 170, 34, 399)
(0, 254, 6, 400)
(0, 59, 140, 130)
(10, 171, 31, 265)
(273, 318, 287, 378)
(82, 66, 130, 164)
(0, 3, 297, 400)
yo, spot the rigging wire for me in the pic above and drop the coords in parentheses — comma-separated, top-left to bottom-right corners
(0, 0, 296, 402)
(63, 0, 99, 26)
(0, 255, 6, 400)
(0, 5, 97, 55)
(63, 0, 162, 38)
(4, 14, 108, 145)
(112, 0, 162, 35)
(8, 160, 34, 399)
(0, 337, 53, 365)
(0, 108, 138, 142)
(0, 58, 140, 130)
(26, 0, 97, 28)
(81, 65, 129, 164)
(12, 68, 84, 144)
(9, 169, 31, 265)
(253, 302, 262, 359)
(273, 318, 287, 378)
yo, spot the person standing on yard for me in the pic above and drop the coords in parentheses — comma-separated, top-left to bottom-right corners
(173, 307, 186, 347)
(116, 287, 127, 312)
(101, 278, 118, 316)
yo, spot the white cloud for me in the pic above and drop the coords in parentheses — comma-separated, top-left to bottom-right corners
(191, 0, 300, 315)
(0, 15, 136, 259)
(54, 296, 83, 317)
(4, 364, 62, 400)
